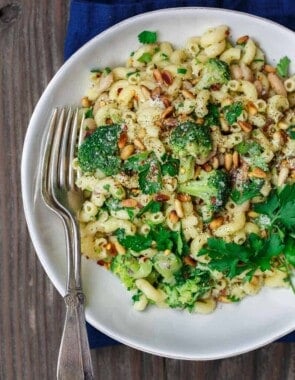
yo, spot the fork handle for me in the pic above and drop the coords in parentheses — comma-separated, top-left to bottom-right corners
(57, 291, 94, 380)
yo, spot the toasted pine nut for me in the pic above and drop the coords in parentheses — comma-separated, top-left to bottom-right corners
(182, 89, 195, 99)
(161, 96, 171, 108)
(120, 144, 135, 160)
(183, 256, 196, 267)
(161, 106, 174, 119)
(164, 249, 171, 256)
(238, 120, 252, 133)
(277, 166, 289, 187)
(162, 70, 173, 85)
(278, 121, 289, 130)
(264, 64, 276, 73)
(224, 153, 233, 171)
(220, 116, 229, 132)
(267, 73, 287, 97)
(194, 165, 201, 178)
(133, 138, 145, 150)
(196, 117, 204, 124)
(221, 97, 233, 107)
(236, 35, 249, 44)
(81, 96, 91, 108)
(247, 101, 258, 115)
(169, 210, 179, 224)
(261, 230, 268, 238)
(232, 151, 239, 169)
(140, 85, 151, 99)
(177, 193, 191, 202)
(174, 199, 184, 218)
(209, 216, 224, 230)
(151, 86, 161, 99)
(154, 193, 170, 202)
(211, 156, 219, 169)
(218, 296, 231, 303)
(153, 69, 163, 84)
(203, 163, 212, 172)
(248, 210, 259, 218)
(121, 198, 138, 208)
(113, 240, 126, 255)
(118, 131, 128, 149)
(248, 168, 267, 179)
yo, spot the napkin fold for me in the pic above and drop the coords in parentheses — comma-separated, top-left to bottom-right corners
(65, 0, 295, 349)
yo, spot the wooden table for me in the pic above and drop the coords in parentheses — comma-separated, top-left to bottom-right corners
(1, 1, 295, 378)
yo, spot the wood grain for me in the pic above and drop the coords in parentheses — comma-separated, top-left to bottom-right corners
(0, 0, 294, 379)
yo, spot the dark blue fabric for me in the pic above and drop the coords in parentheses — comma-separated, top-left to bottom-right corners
(66, 0, 295, 348)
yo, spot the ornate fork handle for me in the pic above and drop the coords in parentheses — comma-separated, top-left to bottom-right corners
(57, 290, 93, 380)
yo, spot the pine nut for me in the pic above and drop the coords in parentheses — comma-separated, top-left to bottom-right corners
(203, 163, 212, 172)
(264, 64, 276, 73)
(162, 70, 173, 85)
(118, 131, 128, 149)
(120, 144, 135, 160)
(174, 199, 184, 218)
(113, 240, 126, 255)
(140, 85, 151, 100)
(224, 153, 233, 171)
(169, 210, 179, 223)
(81, 96, 91, 108)
(209, 216, 224, 230)
(232, 151, 239, 169)
(153, 69, 163, 84)
(277, 166, 289, 187)
(278, 121, 289, 130)
(236, 35, 249, 44)
(183, 256, 196, 267)
(161, 106, 174, 119)
(220, 116, 229, 132)
(151, 86, 161, 99)
(182, 89, 195, 99)
(154, 193, 170, 202)
(248, 210, 259, 218)
(248, 168, 267, 179)
(211, 156, 219, 169)
(121, 198, 138, 208)
(177, 193, 191, 202)
(247, 101, 258, 115)
(133, 138, 145, 150)
(238, 120, 252, 133)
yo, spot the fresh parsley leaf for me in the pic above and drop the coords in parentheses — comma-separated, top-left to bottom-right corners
(137, 200, 161, 217)
(138, 161, 162, 194)
(137, 52, 152, 63)
(177, 68, 187, 74)
(124, 152, 150, 171)
(138, 30, 157, 44)
(223, 102, 243, 125)
(279, 201, 295, 229)
(90, 68, 102, 73)
(84, 108, 94, 118)
(199, 233, 284, 279)
(276, 56, 291, 78)
(116, 229, 152, 252)
(284, 237, 295, 266)
(253, 191, 280, 218)
(287, 125, 295, 139)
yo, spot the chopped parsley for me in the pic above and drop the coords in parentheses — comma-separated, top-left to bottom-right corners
(137, 52, 153, 64)
(287, 125, 295, 139)
(276, 56, 291, 78)
(223, 102, 243, 125)
(177, 68, 187, 74)
(138, 30, 157, 44)
(84, 108, 94, 119)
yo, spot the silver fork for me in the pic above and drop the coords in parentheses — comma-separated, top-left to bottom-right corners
(41, 108, 94, 380)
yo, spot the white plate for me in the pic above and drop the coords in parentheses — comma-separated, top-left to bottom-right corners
(21, 8, 295, 360)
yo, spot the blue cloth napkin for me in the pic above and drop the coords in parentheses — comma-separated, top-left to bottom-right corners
(65, 0, 295, 349)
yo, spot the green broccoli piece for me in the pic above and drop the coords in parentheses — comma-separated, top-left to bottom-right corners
(235, 140, 269, 171)
(110, 253, 153, 290)
(170, 121, 212, 159)
(178, 169, 230, 221)
(196, 58, 230, 90)
(160, 266, 212, 310)
(78, 124, 122, 175)
(231, 178, 265, 205)
(153, 252, 182, 283)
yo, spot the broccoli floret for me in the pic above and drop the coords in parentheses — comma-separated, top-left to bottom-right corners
(231, 178, 264, 205)
(78, 124, 122, 175)
(160, 266, 212, 310)
(178, 169, 230, 221)
(110, 253, 153, 290)
(170, 121, 212, 159)
(153, 252, 182, 283)
(196, 58, 230, 90)
(235, 140, 269, 171)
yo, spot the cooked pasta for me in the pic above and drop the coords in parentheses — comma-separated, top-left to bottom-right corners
(73, 25, 295, 314)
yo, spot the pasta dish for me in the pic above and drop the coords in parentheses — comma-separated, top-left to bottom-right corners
(73, 25, 295, 313)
